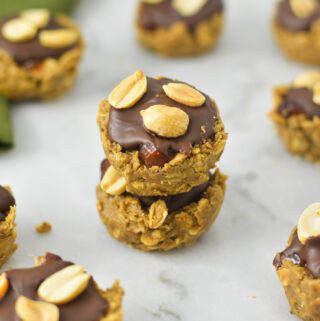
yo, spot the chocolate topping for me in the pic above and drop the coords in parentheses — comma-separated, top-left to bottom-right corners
(100, 159, 211, 212)
(276, 0, 320, 32)
(0, 253, 108, 321)
(138, 0, 223, 31)
(136, 179, 210, 212)
(108, 77, 218, 165)
(0, 15, 77, 67)
(0, 186, 15, 220)
(273, 229, 320, 279)
(278, 87, 320, 118)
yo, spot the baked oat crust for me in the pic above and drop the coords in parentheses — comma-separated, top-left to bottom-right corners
(269, 85, 320, 163)
(136, 10, 223, 57)
(96, 169, 227, 252)
(272, 17, 320, 65)
(0, 14, 85, 100)
(97, 98, 227, 196)
(275, 229, 320, 321)
(0, 203, 17, 267)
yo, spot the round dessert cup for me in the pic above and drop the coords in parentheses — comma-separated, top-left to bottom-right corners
(96, 169, 226, 252)
(136, 10, 223, 57)
(269, 86, 320, 163)
(98, 98, 227, 197)
(0, 14, 85, 100)
(274, 228, 320, 321)
(273, 17, 320, 65)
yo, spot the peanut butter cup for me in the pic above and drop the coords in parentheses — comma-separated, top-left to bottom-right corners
(96, 165, 227, 251)
(0, 9, 84, 100)
(97, 70, 227, 196)
(269, 71, 320, 163)
(273, 0, 320, 64)
(0, 252, 124, 321)
(0, 185, 17, 267)
(136, 0, 224, 56)
(274, 203, 320, 321)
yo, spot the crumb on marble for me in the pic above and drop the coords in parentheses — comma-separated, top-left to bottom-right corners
(35, 222, 52, 234)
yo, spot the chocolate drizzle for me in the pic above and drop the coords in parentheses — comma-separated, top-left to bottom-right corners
(108, 77, 218, 164)
(278, 87, 320, 119)
(100, 159, 211, 212)
(0, 15, 77, 67)
(273, 229, 320, 279)
(0, 186, 15, 221)
(276, 0, 320, 32)
(138, 0, 223, 31)
(0, 253, 109, 321)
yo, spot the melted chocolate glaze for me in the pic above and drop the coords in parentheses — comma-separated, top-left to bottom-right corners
(278, 87, 320, 119)
(136, 179, 210, 212)
(273, 230, 320, 279)
(138, 0, 223, 31)
(276, 0, 320, 32)
(0, 186, 15, 221)
(100, 159, 211, 213)
(0, 15, 77, 67)
(0, 253, 108, 321)
(108, 77, 218, 163)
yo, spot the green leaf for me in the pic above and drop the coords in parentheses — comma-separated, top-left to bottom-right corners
(0, 0, 78, 18)
(0, 97, 13, 152)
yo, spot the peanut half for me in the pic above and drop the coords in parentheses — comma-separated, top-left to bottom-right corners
(163, 83, 205, 107)
(0, 273, 9, 300)
(148, 200, 168, 229)
(21, 9, 50, 29)
(2, 17, 37, 42)
(172, 0, 208, 17)
(141, 105, 189, 138)
(16, 296, 59, 321)
(109, 70, 147, 109)
(38, 265, 91, 305)
(290, 0, 318, 18)
(100, 165, 126, 195)
(39, 28, 79, 48)
(297, 203, 320, 245)
(292, 70, 320, 89)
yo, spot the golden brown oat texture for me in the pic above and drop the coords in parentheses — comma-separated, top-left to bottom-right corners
(0, 187, 17, 267)
(272, 17, 320, 65)
(275, 229, 320, 321)
(96, 169, 227, 252)
(0, 14, 85, 101)
(269, 85, 320, 163)
(136, 11, 224, 57)
(97, 98, 227, 196)
(102, 281, 124, 321)
(35, 222, 52, 234)
(35, 254, 124, 321)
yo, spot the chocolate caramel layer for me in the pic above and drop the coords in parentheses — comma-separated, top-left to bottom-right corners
(273, 229, 320, 279)
(276, 0, 320, 32)
(0, 186, 15, 220)
(278, 87, 320, 118)
(100, 159, 211, 212)
(0, 16, 77, 68)
(138, 0, 223, 31)
(0, 253, 108, 321)
(108, 77, 218, 165)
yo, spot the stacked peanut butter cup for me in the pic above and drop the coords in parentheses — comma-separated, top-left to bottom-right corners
(96, 70, 228, 251)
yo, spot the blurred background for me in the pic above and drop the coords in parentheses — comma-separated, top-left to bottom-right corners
(0, 1, 316, 320)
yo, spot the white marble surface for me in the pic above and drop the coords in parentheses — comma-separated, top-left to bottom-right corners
(1, 0, 319, 320)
